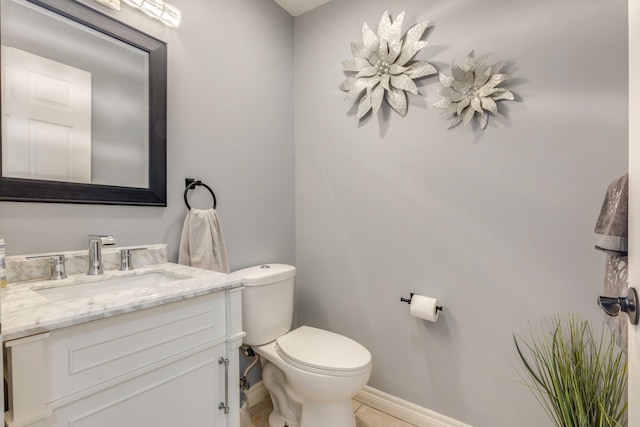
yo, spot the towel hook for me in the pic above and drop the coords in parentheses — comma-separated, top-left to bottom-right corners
(184, 178, 217, 210)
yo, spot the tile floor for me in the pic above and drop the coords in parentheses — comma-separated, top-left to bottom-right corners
(246, 396, 416, 427)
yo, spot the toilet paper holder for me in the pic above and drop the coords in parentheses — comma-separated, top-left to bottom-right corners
(400, 293, 443, 313)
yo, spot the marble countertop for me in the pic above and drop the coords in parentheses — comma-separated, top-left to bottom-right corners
(2, 262, 244, 341)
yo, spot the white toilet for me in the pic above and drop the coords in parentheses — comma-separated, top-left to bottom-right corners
(233, 264, 372, 427)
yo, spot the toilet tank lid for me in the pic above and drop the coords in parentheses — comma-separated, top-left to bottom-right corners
(230, 264, 295, 286)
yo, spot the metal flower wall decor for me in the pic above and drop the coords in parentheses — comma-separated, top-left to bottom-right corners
(339, 11, 436, 120)
(433, 51, 515, 130)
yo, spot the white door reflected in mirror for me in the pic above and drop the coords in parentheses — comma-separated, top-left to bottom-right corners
(2, 46, 91, 183)
(1, 0, 151, 190)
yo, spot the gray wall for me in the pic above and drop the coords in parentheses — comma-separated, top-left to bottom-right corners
(0, 0, 630, 425)
(0, 0, 295, 271)
(294, 0, 628, 426)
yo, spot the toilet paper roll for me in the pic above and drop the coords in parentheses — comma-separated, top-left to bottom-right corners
(410, 295, 440, 322)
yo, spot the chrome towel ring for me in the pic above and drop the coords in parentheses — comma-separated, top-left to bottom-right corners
(184, 178, 217, 210)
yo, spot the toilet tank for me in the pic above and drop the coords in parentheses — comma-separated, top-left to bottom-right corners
(232, 264, 296, 346)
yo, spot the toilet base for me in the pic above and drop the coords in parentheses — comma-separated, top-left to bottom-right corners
(253, 338, 369, 427)
(300, 400, 355, 427)
(268, 410, 300, 427)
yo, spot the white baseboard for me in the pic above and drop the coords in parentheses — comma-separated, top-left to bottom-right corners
(244, 380, 269, 408)
(354, 386, 473, 427)
(248, 381, 471, 427)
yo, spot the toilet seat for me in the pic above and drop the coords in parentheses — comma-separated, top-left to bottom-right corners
(276, 326, 371, 377)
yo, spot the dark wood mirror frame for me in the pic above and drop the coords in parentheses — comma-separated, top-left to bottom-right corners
(0, 0, 167, 206)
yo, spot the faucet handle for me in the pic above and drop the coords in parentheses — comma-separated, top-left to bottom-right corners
(119, 248, 147, 271)
(27, 254, 67, 280)
(89, 235, 116, 246)
(598, 287, 639, 325)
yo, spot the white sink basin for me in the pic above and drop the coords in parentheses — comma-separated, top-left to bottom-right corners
(35, 271, 188, 302)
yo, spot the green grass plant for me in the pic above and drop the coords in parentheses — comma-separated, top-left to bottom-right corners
(514, 316, 627, 427)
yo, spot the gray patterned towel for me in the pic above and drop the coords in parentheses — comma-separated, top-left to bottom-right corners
(595, 174, 628, 256)
(594, 173, 628, 354)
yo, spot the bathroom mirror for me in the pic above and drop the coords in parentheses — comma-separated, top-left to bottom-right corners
(0, 0, 167, 206)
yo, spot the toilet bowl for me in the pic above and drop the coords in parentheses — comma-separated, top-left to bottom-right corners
(233, 264, 372, 427)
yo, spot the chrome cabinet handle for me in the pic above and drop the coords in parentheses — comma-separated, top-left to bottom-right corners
(218, 357, 230, 414)
(598, 287, 639, 325)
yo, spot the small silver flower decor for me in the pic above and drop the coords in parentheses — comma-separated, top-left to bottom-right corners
(433, 51, 515, 130)
(339, 11, 436, 120)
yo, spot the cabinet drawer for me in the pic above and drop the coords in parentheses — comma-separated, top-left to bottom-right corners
(6, 292, 226, 410)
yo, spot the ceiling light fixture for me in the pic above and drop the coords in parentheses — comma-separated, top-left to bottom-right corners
(94, 0, 120, 10)
(139, 0, 163, 17)
(159, 3, 181, 28)
(97, 0, 181, 28)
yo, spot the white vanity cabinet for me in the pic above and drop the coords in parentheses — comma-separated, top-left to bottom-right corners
(3, 289, 244, 427)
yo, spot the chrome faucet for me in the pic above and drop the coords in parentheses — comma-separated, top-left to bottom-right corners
(87, 235, 116, 275)
(119, 247, 147, 271)
(27, 254, 67, 280)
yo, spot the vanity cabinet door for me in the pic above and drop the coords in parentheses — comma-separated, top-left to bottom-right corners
(5, 293, 232, 427)
(38, 341, 228, 427)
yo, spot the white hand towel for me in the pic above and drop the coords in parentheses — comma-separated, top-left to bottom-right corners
(178, 208, 230, 273)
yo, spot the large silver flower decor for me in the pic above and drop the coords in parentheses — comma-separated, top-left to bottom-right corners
(339, 11, 436, 119)
(433, 51, 515, 130)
